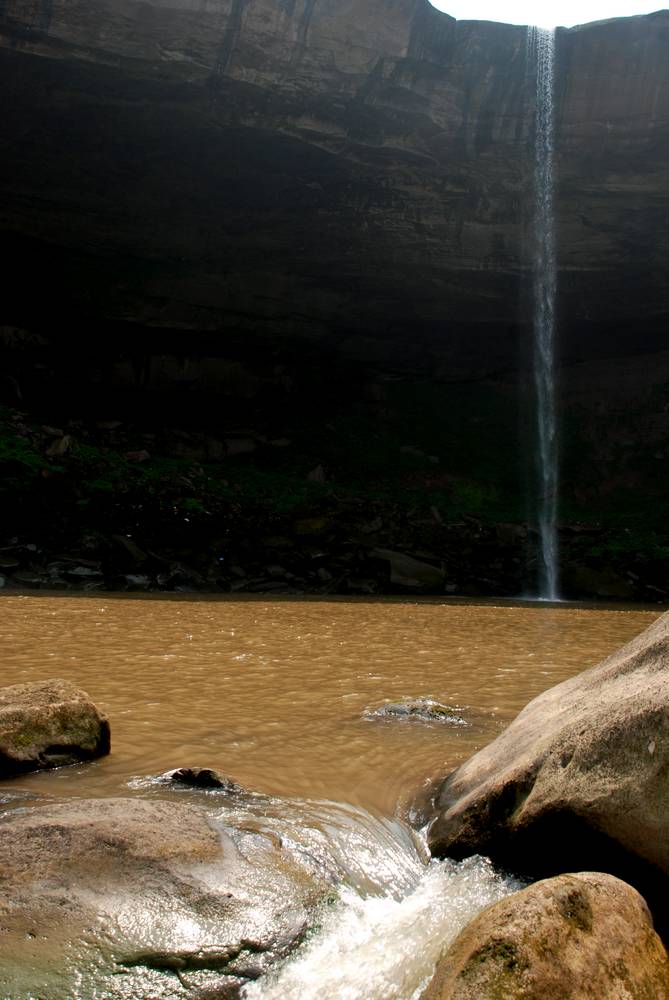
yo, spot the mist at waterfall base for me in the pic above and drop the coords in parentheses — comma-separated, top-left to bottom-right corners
(428, 0, 665, 28)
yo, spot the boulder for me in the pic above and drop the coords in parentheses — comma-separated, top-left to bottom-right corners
(0, 678, 110, 777)
(423, 872, 669, 1000)
(425, 611, 669, 923)
(0, 797, 331, 998)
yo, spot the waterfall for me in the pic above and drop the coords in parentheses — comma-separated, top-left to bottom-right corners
(529, 26, 559, 602)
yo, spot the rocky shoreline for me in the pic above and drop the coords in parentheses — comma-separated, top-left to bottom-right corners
(2, 407, 667, 603)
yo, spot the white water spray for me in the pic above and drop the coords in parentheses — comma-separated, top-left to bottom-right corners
(530, 26, 559, 601)
(245, 855, 519, 1000)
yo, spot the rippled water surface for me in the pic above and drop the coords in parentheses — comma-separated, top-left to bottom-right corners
(2, 594, 658, 814)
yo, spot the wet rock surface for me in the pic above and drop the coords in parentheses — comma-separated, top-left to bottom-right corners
(364, 699, 468, 725)
(0, 678, 110, 777)
(423, 872, 669, 1000)
(424, 610, 669, 928)
(164, 766, 245, 794)
(0, 796, 331, 998)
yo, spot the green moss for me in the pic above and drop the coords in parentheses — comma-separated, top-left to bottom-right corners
(11, 730, 34, 750)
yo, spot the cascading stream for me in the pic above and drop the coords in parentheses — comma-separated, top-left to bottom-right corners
(241, 824, 520, 1000)
(529, 26, 559, 602)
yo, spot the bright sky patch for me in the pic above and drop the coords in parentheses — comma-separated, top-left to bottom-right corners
(428, 0, 665, 28)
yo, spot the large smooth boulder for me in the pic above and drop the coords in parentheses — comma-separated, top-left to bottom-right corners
(0, 678, 110, 776)
(423, 872, 669, 999)
(0, 797, 331, 998)
(425, 611, 669, 919)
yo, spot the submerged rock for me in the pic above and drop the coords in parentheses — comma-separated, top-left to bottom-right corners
(364, 699, 468, 726)
(423, 872, 669, 999)
(424, 611, 669, 924)
(165, 766, 244, 793)
(0, 678, 110, 777)
(0, 797, 331, 998)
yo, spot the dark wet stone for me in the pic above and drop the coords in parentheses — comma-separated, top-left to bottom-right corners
(167, 767, 245, 793)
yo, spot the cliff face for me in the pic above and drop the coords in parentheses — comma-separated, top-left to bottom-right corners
(0, 0, 668, 596)
(557, 14, 669, 358)
(0, 0, 534, 391)
(1, 1, 667, 383)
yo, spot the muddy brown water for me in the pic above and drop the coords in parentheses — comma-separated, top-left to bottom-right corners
(2, 593, 659, 816)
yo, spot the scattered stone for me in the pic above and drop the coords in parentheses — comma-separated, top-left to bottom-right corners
(364, 699, 468, 725)
(156, 562, 206, 590)
(45, 434, 71, 458)
(306, 465, 326, 483)
(345, 577, 377, 594)
(495, 522, 527, 545)
(425, 610, 669, 922)
(225, 437, 256, 457)
(562, 563, 635, 599)
(0, 679, 110, 777)
(293, 517, 330, 536)
(122, 573, 153, 590)
(371, 548, 445, 589)
(360, 517, 383, 534)
(124, 449, 151, 462)
(10, 571, 46, 588)
(423, 872, 669, 1000)
(165, 767, 244, 793)
(112, 534, 148, 563)
(61, 564, 104, 582)
(266, 564, 287, 578)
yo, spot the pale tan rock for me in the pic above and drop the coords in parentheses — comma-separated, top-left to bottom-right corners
(0, 678, 110, 776)
(423, 872, 669, 1000)
(0, 797, 330, 999)
(426, 611, 669, 888)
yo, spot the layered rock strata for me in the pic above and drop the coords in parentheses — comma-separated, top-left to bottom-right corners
(0, 2, 667, 397)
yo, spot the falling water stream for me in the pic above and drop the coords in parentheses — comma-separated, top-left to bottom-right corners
(529, 26, 559, 601)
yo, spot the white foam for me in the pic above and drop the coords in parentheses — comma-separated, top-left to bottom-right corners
(244, 855, 520, 1000)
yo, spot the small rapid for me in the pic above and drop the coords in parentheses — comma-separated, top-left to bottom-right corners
(245, 854, 520, 1000)
(128, 784, 520, 1000)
